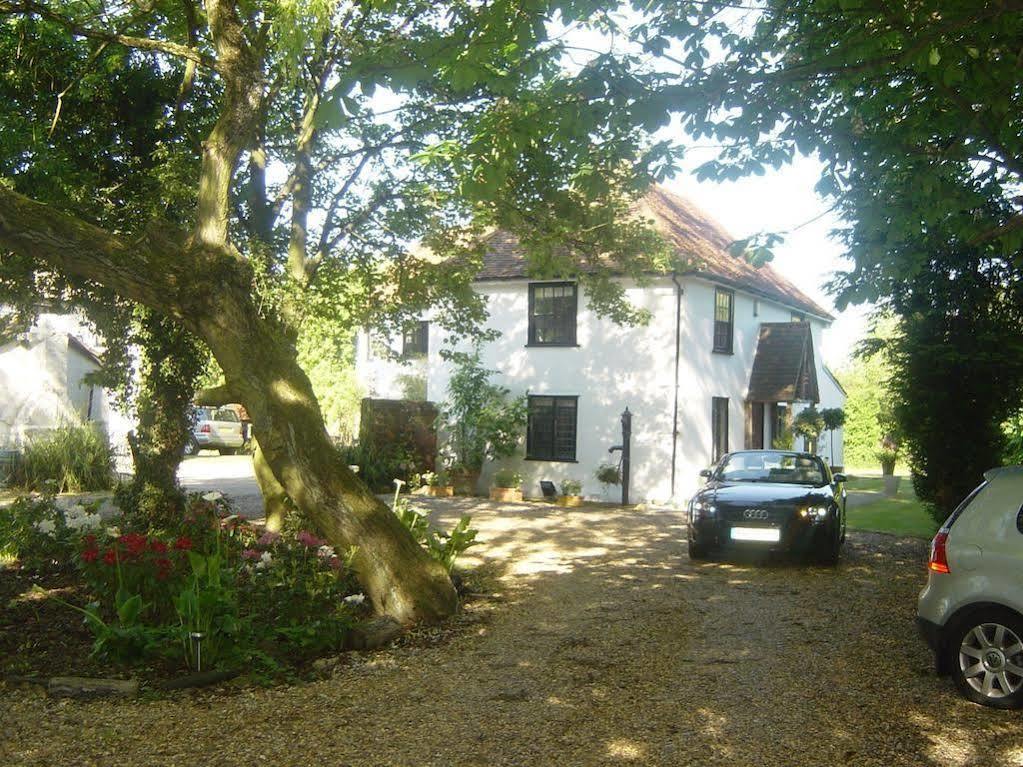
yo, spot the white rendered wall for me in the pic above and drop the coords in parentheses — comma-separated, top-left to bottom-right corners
(354, 330, 429, 401)
(425, 276, 839, 504)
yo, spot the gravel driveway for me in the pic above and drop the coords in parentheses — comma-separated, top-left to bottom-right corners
(3, 499, 1020, 766)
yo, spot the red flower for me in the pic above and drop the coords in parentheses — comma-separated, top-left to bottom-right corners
(118, 533, 148, 558)
(103, 548, 118, 566)
(81, 548, 98, 563)
(149, 539, 168, 554)
(173, 536, 192, 551)
(328, 555, 342, 572)
(154, 557, 172, 580)
(83, 534, 97, 548)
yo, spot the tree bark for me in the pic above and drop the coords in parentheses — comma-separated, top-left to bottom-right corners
(0, 186, 458, 624)
(252, 440, 290, 531)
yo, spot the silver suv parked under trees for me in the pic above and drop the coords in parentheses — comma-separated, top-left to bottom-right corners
(917, 466, 1023, 708)
(187, 406, 245, 456)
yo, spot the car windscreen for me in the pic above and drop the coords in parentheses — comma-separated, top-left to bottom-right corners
(717, 452, 826, 485)
(213, 408, 240, 423)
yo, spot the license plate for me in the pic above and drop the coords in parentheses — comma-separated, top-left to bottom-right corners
(730, 527, 781, 543)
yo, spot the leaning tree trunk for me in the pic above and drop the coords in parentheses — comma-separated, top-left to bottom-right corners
(195, 292, 458, 622)
(0, 187, 459, 625)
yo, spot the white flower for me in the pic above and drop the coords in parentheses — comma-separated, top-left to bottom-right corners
(34, 519, 56, 536)
(67, 513, 102, 531)
(393, 479, 406, 490)
(343, 593, 366, 606)
(255, 551, 273, 570)
(202, 491, 223, 502)
(317, 544, 335, 559)
(106, 526, 121, 537)
(64, 504, 86, 520)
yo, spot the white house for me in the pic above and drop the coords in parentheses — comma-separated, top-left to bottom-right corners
(358, 186, 845, 503)
(0, 313, 130, 457)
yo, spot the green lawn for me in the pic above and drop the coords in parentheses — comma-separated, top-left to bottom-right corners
(844, 474, 939, 539)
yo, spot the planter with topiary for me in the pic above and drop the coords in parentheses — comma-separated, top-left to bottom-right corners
(558, 479, 584, 507)
(489, 469, 523, 502)
(876, 448, 900, 496)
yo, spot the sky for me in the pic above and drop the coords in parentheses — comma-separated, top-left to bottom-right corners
(663, 151, 873, 371)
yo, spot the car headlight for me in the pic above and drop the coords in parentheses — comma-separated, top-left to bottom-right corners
(690, 500, 716, 521)
(799, 506, 829, 522)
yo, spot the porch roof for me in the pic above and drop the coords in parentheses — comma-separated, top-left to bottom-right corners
(747, 322, 820, 403)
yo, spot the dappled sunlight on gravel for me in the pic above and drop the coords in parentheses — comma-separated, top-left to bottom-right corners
(2, 498, 1019, 766)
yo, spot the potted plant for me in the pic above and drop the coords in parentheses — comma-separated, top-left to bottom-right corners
(595, 463, 621, 492)
(876, 445, 900, 496)
(489, 469, 523, 502)
(435, 348, 527, 496)
(558, 479, 584, 507)
(421, 469, 454, 497)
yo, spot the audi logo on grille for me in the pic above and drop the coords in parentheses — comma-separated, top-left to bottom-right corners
(743, 509, 769, 520)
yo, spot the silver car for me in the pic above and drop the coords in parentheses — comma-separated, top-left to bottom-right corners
(917, 465, 1023, 708)
(188, 406, 245, 455)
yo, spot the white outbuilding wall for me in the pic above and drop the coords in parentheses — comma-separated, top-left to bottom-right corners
(0, 314, 129, 456)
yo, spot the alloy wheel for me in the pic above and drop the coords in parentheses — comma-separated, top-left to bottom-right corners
(959, 622, 1023, 700)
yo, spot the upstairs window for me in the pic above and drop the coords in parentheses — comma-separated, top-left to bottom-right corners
(402, 321, 429, 358)
(526, 395, 578, 461)
(713, 288, 734, 354)
(528, 282, 577, 346)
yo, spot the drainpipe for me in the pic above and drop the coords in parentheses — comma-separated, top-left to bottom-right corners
(670, 273, 684, 500)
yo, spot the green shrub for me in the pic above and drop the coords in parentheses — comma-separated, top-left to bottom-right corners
(10, 423, 114, 493)
(416, 468, 450, 487)
(392, 496, 479, 573)
(338, 442, 417, 493)
(493, 468, 522, 488)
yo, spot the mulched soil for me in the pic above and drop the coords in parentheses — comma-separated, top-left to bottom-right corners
(2, 499, 1020, 767)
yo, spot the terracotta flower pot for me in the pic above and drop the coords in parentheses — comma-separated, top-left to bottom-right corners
(489, 487, 522, 502)
(557, 494, 584, 507)
(425, 485, 454, 497)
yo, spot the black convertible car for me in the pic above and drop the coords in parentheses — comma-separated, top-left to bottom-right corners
(687, 450, 847, 564)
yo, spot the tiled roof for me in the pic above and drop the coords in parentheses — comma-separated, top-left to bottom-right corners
(747, 322, 820, 403)
(476, 185, 834, 321)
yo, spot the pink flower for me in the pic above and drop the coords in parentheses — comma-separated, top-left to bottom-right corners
(296, 530, 325, 549)
(257, 530, 280, 548)
(241, 548, 262, 561)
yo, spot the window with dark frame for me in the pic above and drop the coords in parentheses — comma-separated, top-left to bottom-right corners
(528, 282, 577, 346)
(402, 321, 429, 358)
(712, 397, 729, 463)
(713, 288, 734, 353)
(526, 395, 578, 461)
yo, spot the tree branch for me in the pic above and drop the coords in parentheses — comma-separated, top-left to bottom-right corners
(0, 186, 206, 321)
(0, 0, 216, 68)
(192, 0, 264, 250)
(194, 382, 237, 406)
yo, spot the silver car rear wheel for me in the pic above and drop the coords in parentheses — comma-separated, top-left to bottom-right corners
(957, 620, 1023, 704)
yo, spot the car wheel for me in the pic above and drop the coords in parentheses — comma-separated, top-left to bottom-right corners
(946, 609, 1023, 709)
(186, 437, 200, 456)
(688, 540, 711, 561)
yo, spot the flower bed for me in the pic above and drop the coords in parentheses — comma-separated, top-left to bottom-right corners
(0, 488, 479, 689)
(0, 492, 366, 685)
